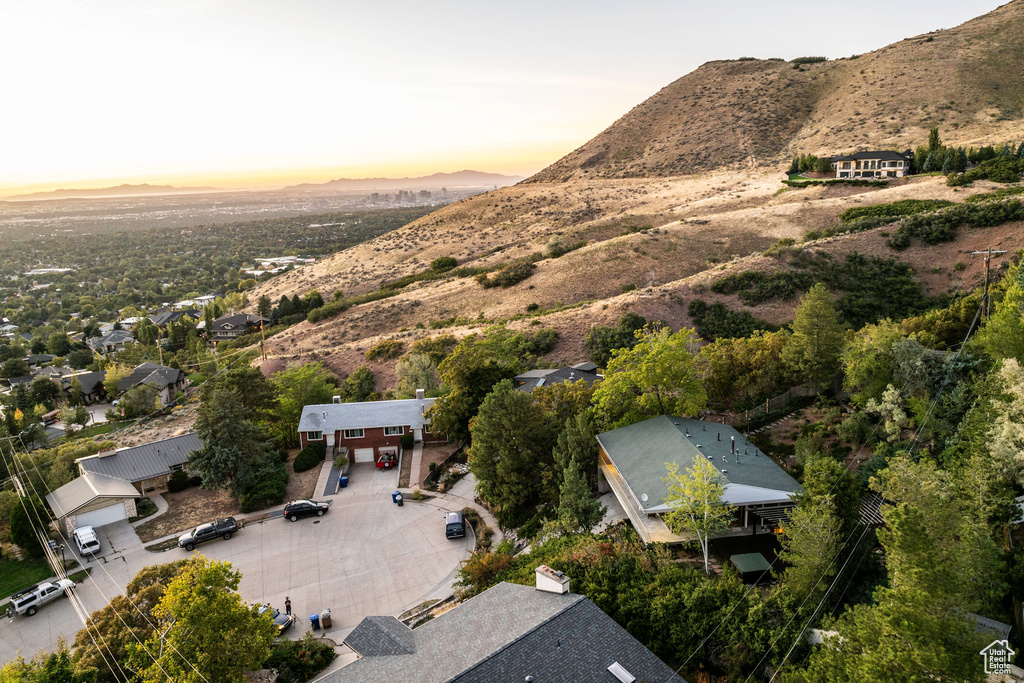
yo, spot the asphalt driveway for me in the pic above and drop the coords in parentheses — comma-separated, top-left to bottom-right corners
(0, 463, 472, 662)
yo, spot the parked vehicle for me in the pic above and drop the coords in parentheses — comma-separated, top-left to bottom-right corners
(376, 452, 397, 469)
(283, 500, 332, 522)
(445, 511, 466, 539)
(178, 517, 241, 551)
(73, 525, 101, 555)
(6, 580, 76, 617)
(258, 604, 296, 634)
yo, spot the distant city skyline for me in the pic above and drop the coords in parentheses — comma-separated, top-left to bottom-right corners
(0, 0, 1003, 194)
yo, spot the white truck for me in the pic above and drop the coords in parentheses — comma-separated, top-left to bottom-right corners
(6, 579, 76, 617)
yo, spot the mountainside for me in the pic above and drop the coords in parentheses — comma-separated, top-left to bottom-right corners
(280, 170, 523, 192)
(250, 1, 1024, 386)
(531, 0, 1024, 182)
(6, 183, 223, 200)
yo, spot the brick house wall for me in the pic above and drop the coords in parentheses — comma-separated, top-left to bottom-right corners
(299, 425, 446, 458)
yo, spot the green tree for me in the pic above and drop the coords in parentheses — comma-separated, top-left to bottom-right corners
(697, 329, 790, 410)
(256, 294, 272, 319)
(663, 456, 734, 574)
(102, 363, 132, 399)
(395, 352, 439, 397)
(270, 362, 337, 447)
(9, 496, 46, 558)
(75, 560, 189, 682)
(782, 283, 845, 389)
(553, 456, 605, 534)
(0, 639, 94, 683)
(46, 332, 71, 357)
(987, 358, 1024, 486)
(468, 380, 557, 526)
(593, 326, 706, 428)
(127, 556, 276, 683)
(777, 499, 842, 602)
(841, 319, 903, 405)
(1, 358, 30, 379)
(431, 335, 521, 439)
(192, 386, 274, 496)
(584, 312, 646, 367)
(29, 377, 59, 410)
(974, 263, 1024, 363)
(336, 366, 377, 403)
(928, 126, 942, 153)
(551, 410, 599, 477)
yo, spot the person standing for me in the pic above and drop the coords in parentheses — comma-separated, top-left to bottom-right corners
(285, 597, 292, 616)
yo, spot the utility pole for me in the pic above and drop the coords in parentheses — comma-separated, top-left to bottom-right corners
(971, 248, 1008, 318)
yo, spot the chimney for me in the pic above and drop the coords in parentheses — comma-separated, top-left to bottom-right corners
(535, 565, 570, 594)
(416, 388, 426, 400)
(332, 396, 341, 404)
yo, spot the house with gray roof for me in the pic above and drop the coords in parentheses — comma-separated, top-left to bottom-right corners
(117, 361, 187, 405)
(150, 309, 202, 327)
(596, 415, 803, 543)
(208, 313, 267, 343)
(88, 329, 136, 355)
(325, 566, 686, 683)
(512, 361, 602, 392)
(63, 370, 107, 405)
(298, 391, 443, 464)
(45, 432, 201, 534)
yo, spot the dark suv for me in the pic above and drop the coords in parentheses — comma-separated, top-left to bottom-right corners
(178, 517, 241, 551)
(283, 500, 332, 522)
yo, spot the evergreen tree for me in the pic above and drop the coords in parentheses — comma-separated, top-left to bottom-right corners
(922, 151, 937, 172)
(928, 126, 941, 153)
(554, 456, 606, 534)
(782, 283, 845, 389)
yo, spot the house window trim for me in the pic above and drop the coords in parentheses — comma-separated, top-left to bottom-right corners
(384, 426, 404, 436)
(343, 428, 365, 439)
(307, 431, 323, 441)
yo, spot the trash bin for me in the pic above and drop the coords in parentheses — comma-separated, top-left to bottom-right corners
(339, 476, 348, 489)
(321, 608, 332, 629)
(391, 491, 401, 504)
(396, 493, 403, 507)
(309, 613, 320, 630)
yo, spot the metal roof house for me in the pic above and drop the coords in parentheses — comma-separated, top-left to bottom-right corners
(324, 566, 686, 683)
(45, 433, 201, 534)
(596, 416, 803, 544)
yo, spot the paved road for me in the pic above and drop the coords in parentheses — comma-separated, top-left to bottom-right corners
(0, 463, 472, 663)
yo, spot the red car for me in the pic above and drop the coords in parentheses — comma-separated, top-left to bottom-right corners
(376, 453, 397, 469)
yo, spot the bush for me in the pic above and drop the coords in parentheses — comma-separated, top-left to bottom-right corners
(263, 633, 337, 683)
(239, 478, 287, 513)
(365, 338, 404, 361)
(711, 270, 814, 306)
(526, 302, 540, 312)
(478, 259, 536, 288)
(963, 186, 1024, 203)
(839, 199, 953, 223)
(167, 470, 190, 493)
(400, 434, 414, 450)
(187, 475, 203, 487)
(293, 442, 326, 473)
(887, 199, 1024, 249)
(688, 299, 778, 341)
(792, 56, 827, 64)
(430, 256, 458, 272)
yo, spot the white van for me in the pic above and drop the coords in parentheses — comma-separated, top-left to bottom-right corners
(73, 525, 101, 555)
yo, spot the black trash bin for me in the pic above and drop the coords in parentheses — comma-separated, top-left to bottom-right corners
(309, 613, 320, 630)
(395, 493, 403, 507)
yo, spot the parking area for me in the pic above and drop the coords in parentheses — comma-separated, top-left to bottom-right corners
(0, 463, 472, 661)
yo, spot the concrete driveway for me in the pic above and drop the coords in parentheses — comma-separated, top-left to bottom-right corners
(0, 463, 472, 662)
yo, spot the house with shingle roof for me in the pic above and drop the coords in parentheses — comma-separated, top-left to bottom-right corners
(117, 361, 187, 405)
(88, 329, 136, 355)
(512, 361, 602, 392)
(596, 415, 803, 544)
(208, 313, 267, 343)
(324, 566, 686, 683)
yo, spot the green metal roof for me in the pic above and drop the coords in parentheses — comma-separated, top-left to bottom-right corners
(596, 416, 802, 511)
(730, 553, 772, 574)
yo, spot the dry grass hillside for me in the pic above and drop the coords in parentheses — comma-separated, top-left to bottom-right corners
(533, 0, 1024, 182)
(248, 2, 1024, 387)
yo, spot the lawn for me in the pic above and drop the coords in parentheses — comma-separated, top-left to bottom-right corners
(129, 497, 159, 522)
(68, 421, 126, 440)
(0, 557, 53, 601)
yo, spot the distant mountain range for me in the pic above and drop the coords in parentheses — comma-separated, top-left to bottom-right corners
(6, 183, 224, 201)
(279, 170, 523, 192)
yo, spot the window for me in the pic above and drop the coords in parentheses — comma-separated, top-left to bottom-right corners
(307, 431, 323, 441)
(344, 429, 364, 439)
(384, 426, 404, 436)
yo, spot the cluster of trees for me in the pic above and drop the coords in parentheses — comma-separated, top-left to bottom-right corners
(0, 556, 335, 683)
(788, 154, 833, 174)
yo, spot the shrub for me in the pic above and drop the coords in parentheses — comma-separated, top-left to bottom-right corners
(688, 299, 778, 341)
(963, 186, 1024, 203)
(167, 470, 190, 493)
(264, 632, 337, 683)
(526, 303, 540, 312)
(187, 475, 203, 487)
(839, 199, 953, 223)
(887, 199, 1024, 249)
(430, 256, 458, 272)
(294, 442, 326, 472)
(365, 338, 404, 361)
(544, 237, 586, 259)
(792, 56, 827, 64)
(400, 434, 414, 450)
(240, 478, 287, 513)
(478, 259, 536, 288)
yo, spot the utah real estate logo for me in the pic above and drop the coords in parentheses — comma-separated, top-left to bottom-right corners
(981, 639, 1016, 675)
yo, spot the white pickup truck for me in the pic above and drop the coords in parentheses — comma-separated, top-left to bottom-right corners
(6, 580, 75, 617)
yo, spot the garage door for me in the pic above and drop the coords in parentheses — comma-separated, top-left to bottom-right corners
(353, 448, 375, 463)
(75, 501, 128, 528)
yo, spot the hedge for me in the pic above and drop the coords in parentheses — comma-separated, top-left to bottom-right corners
(783, 178, 887, 188)
(887, 198, 1024, 249)
(839, 199, 953, 223)
(293, 442, 326, 473)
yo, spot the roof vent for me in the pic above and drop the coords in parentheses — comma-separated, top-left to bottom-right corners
(607, 662, 636, 683)
(415, 388, 426, 400)
(332, 395, 341, 404)
(685, 433, 691, 438)
(721, 469, 728, 474)
(695, 444, 702, 449)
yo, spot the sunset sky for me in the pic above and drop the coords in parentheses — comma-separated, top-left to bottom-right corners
(0, 0, 1003, 194)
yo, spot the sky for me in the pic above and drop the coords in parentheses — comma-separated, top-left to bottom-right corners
(0, 0, 1006, 194)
